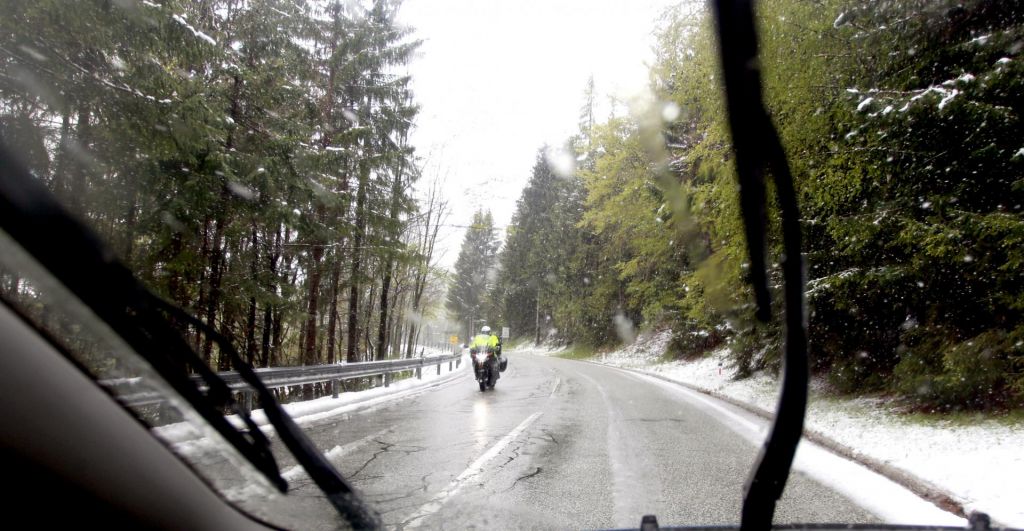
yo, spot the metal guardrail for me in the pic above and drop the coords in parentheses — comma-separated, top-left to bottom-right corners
(106, 352, 463, 409)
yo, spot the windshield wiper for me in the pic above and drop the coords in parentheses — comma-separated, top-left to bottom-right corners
(709, 1, 808, 530)
(0, 143, 380, 529)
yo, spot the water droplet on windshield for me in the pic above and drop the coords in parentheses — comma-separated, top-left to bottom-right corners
(227, 181, 257, 201)
(544, 146, 576, 179)
(661, 102, 681, 122)
(17, 45, 47, 62)
(612, 312, 637, 345)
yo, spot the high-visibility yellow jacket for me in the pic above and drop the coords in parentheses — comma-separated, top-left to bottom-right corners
(469, 333, 499, 350)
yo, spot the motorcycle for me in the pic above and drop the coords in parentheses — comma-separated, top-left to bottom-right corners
(470, 345, 500, 391)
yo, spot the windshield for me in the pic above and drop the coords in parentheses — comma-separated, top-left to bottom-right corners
(1, 0, 1021, 529)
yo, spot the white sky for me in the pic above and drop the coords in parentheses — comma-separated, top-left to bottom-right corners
(395, 0, 681, 267)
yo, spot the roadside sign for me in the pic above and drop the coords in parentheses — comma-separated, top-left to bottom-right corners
(501, 327, 510, 339)
(449, 335, 459, 345)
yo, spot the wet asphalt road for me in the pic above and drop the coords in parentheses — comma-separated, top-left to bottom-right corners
(280, 351, 884, 530)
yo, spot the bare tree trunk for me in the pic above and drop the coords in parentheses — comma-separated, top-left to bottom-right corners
(376, 259, 394, 359)
(270, 226, 291, 367)
(405, 179, 446, 357)
(218, 294, 236, 372)
(535, 293, 541, 345)
(193, 217, 210, 355)
(245, 222, 259, 365)
(204, 72, 241, 368)
(326, 258, 341, 364)
(363, 282, 377, 361)
(261, 225, 281, 367)
(346, 161, 369, 363)
(202, 214, 226, 365)
(68, 106, 90, 215)
(302, 222, 324, 368)
(52, 110, 72, 200)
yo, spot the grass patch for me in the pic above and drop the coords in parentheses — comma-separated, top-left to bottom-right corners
(899, 407, 1024, 427)
(504, 337, 530, 350)
(555, 344, 598, 360)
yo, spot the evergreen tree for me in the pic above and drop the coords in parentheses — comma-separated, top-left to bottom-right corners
(446, 211, 499, 340)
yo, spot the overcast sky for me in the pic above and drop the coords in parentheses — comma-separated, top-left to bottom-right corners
(395, 0, 681, 267)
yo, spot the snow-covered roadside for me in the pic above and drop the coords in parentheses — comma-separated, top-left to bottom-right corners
(155, 349, 469, 445)
(593, 330, 1024, 528)
(512, 342, 568, 357)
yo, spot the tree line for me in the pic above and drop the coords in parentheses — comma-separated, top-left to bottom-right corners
(473, 0, 1023, 411)
(0, 0, 448, 379)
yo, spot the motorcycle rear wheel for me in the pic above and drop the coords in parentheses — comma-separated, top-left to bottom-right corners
(478, 380, 486, 392)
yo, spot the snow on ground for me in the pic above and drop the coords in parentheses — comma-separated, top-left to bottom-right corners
(155, 348, 467, 447)
(249, 350, 466, 428)
(513, 342, 568, 357)
(592, 330, 1024, 527)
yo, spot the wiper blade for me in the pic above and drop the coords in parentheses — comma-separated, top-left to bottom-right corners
(710, 1, 809, 530)
(157, 301, 381, 528)
(0, 143, 286, 489)
(0, 143, 380, 528)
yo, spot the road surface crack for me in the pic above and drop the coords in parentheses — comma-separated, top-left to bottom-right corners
(350, 440, 393, 478)
(497, 444, 523, 468)
(530, 429, 559, 445)
(502, 466, 543, 492)
(628, 417, 686, 424)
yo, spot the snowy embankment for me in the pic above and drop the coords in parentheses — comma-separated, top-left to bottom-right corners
(585, 330, 1024, 527)
(155, 348, 467, 445)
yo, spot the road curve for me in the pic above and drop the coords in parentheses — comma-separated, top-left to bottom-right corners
(274, 351, 963, 529)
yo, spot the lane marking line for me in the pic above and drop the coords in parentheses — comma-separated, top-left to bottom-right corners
(403, 411, 543, 528)
(549, 377, 561, 398)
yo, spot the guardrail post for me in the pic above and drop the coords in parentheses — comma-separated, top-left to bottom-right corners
(449, 360, 453, 371)
(416, 366, 422, 380)
(384, 373, 390, 388)
(240, 390, 253, 415)
(437, 362, 441, 375)
(332, 379, 340, 398)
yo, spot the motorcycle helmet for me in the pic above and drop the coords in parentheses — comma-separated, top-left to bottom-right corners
(481, 325, 491, 334)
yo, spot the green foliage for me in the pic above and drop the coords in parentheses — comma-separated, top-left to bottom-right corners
(492, 0, 1024, 411)
(895, 329, 1023, 411)
(1, 0, 434, 370)
(446, 210, 499, 339)
(554, 344, 598, 360)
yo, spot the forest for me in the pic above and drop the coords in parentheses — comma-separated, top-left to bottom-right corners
(3, 0, 1022, 411)
(459, 0, 1024, 410)
(0, 0, 449, 378)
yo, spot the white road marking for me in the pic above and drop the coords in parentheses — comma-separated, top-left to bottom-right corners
(549, 377, 561, 397)
(403, 411, 543, 528)
(618, 369, 964, 525)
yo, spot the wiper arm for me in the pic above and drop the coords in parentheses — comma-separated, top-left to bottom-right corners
(0, 143, 286, 488)
(0, 143, 380, 528)
(710, 1, 809, 530)
(157, 301, 381, 528)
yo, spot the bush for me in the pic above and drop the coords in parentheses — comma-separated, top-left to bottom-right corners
(666, 320, 725, 361)
(895, 329, 1020, 411)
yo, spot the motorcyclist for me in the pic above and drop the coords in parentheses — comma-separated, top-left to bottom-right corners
(490, 329, 502, 357)
(469, 325, 499, 354)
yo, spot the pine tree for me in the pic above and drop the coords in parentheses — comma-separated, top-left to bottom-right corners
(446, 211, 499, 340)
